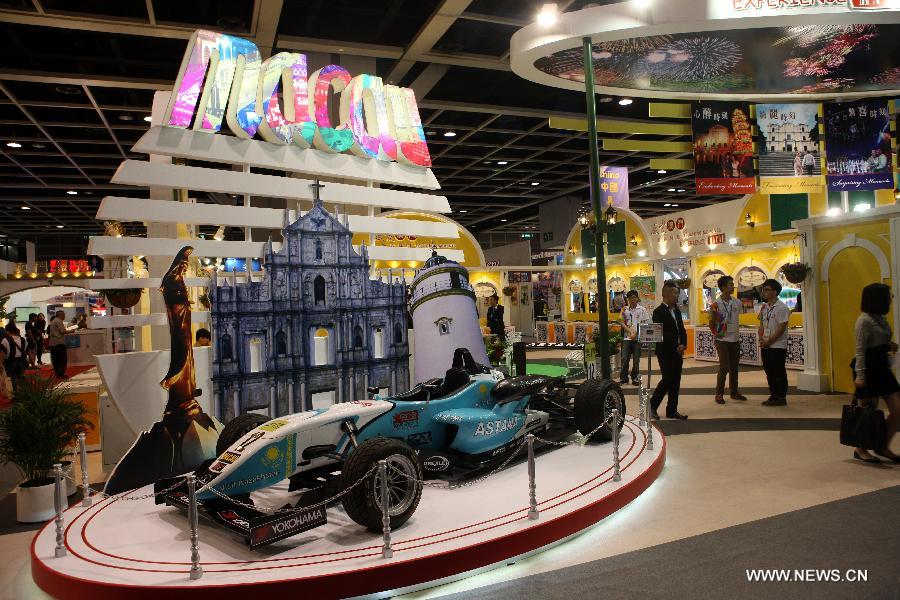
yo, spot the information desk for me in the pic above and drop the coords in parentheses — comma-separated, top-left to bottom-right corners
(695, 328, 804, 370)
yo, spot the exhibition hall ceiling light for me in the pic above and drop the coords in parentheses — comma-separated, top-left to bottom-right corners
(6, 142, 21, 148)
(458, 209, 468, 213)
(531, 182, 540, 186)
(118, 114, 133, 122)
(497, 161, 508, 165)
(21, 206, 29, 210)
(537, 3, 559, 27)
(667, 188, 675, 192)
(676, 189, 685, 193)
(500, 218, 508, 222)
(67, 190, 78, 195)
(443, 131, 457, 137)
(618, 98, 633, 106)
(213, 225, 226, 241)
(143, 116, 152, 122)
(663, 203, 671, 207)
(56, 225, 64, 229)
(657, 169, 666, 173)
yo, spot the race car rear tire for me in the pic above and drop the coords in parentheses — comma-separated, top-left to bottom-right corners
(574, 378, 626, 442)
(341, 437, 423, 531)
(215, 413, 271, 456)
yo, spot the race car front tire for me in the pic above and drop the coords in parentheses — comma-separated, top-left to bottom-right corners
(341, 437, 423, 531)
(573, 378, 626, 442)
(215, 413, 271, 456)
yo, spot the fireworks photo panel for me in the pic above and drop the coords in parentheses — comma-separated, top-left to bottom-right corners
(534, 24, 900, 95)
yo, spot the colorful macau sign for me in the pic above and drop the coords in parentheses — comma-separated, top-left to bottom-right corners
(164, 30, 431, 168)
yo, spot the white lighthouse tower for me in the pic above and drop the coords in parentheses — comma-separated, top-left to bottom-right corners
(409, 252, 489, 383)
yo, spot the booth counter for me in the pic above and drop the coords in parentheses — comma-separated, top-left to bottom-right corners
(695, 327, 805, 370)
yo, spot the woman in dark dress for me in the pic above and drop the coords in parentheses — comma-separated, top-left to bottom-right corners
(852, 283, 900, 464)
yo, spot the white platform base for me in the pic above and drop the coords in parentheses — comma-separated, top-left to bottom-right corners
(33, 418, 664, 599)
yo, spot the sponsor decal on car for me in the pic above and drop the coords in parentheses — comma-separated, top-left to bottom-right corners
(423, 455, 450, 471)
(261, 444, 283, 468)
(250, 507, 327, 546)
(392, 410, 419, 430)
(474, 416, 519, 436)
(257, 419, 289, 432)
(220, 470, 278, 492)
(210, 460, 230, 473)
(350, 401, 374, 406)
(217, 510, 250, 529)
(407, 431, 432, 446)
(219, 451, 240, 464)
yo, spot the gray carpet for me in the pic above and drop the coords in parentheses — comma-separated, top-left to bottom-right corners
(438, 485, 900, 600)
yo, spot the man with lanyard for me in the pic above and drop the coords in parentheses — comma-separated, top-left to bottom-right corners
(708, 276, 747, 404)
(650, 281, 688, 420)
(620, 290, 649, 386)
(759, 279, 791, 406)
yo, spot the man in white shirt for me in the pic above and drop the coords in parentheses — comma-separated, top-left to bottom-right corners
(620, 290, 650, 385)
(758, 279, 791, 406)
(708, 275, 747, 404)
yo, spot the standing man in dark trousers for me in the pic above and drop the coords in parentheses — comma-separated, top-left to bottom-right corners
(650, 281, 688, 420)
(487, 294, 506, 341)
(48, 310, 69, 379)
(759, 279, 790, 406)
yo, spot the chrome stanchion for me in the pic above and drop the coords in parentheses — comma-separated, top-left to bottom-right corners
(611, 409, 621, 482)
(646, 396, 655, 452)
(186, 474, 203, 580)
(526, 433, 539, 520)
(637, 378, 646, 427)
(78, 432, 91, 507)
(379, 460, 393, 559)
(53, 463, 66, 558)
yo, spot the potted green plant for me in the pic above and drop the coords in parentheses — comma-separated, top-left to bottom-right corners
(102, 288, 143, 310)
(0, 377, 93, 522)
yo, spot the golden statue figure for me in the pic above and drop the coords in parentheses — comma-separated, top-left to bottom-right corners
(104, 246, 222, 494)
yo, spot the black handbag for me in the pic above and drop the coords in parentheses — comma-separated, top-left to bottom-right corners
(839, 392, 887, 450)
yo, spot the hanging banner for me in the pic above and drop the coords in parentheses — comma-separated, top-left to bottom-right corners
(691, 102, 756, 195)
(824, 99, 893, 192)
(757, 103, 824, 194)
(598, 166, 629, 210)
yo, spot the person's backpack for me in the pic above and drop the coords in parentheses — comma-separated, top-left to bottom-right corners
(4, 335, 26, 366)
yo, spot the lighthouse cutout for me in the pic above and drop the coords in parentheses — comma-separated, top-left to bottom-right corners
(409, 251, 490, 383)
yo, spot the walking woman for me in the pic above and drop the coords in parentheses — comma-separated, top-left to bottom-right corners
(851, 283, 900, 463)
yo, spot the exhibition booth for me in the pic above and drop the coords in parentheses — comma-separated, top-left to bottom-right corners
(19, 0, 900, 598)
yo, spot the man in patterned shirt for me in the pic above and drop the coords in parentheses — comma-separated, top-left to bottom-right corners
(620, 290, 650, 385)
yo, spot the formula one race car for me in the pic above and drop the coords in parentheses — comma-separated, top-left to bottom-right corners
(155, 348, 624, 548)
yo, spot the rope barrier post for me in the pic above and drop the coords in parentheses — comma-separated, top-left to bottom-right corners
(53, 463, 66, 558)
(611, 410, 621, 482)
(527, 433, 539, 520)
(646, 396, 655, 451)
(186, 474, 203, 580)
(78, 432, 91, 507)
(379, 460, 393, 559)
(637, 381, 646, 427)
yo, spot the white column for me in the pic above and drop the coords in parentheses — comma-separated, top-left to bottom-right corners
(796, 222, 827, 392)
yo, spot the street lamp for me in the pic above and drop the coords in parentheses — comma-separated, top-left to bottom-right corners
(604, 203, 618, 227)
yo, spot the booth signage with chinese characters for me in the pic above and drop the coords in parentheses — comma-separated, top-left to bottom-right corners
(164, 30, 431, 168)
(598, 166, 629, 210)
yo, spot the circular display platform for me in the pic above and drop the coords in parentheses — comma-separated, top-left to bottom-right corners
(510, 0, 900, 100)
(33, 418, 664, 599)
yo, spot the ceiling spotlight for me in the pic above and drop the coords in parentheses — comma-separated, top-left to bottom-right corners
(599, 97, 614, 103)
(56, 225, 64, 229)
(143, 116, 152, 123)
(213, 225, 226, 241)
(671, 204, 679, 207)
(536, 3, 559, 27)
(443, 131, 457, 138)
(459, 209, 468, 213)
(531, 182, 540, 186)
(677, 189, 685, 193)
(657, 169, 667, 174)
(21, 206, 30, 210)
(497, 161, 508, 165)
(618, 98, 633, 106)
(32, 143, 46, 149)
(667, 188, 676, 192)
(6, 142, 22, 148)
(67, 190, 78, 195)
(500, 218, 508, 222)
(118, 114, 133, 122)
(663, 203, 671, 207)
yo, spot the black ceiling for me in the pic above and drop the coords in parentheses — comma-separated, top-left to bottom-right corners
(0, 0, 718, 259)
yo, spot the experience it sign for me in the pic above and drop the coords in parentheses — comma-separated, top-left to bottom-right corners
(716, 0, 899, 15)
(164, 30, 431, 168)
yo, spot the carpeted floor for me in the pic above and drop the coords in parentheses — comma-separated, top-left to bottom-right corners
(441, 486, 900, 600)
